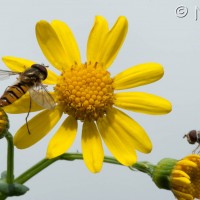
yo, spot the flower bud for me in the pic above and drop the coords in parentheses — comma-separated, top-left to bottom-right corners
(151, 155, 200, 200)
(0, 109, 9, 139)
(152, 158, 177, 190)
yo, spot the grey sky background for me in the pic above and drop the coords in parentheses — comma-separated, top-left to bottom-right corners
(0, 0, 199, 199)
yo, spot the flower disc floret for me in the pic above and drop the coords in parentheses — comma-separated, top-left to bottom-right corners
(55, 62, 115, 121)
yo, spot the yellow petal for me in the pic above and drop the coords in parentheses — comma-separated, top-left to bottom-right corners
(97, 16, 128, 69)
(46, 116, 77, 159)
(2, 56, 34, 71)
(82, 120, 104, 173)
(114, 92, 172, 115)
(97, 108, 152, 166)
(36, 20, 70, 70)
(14, 106, 63, 149)
(171, 177, 191, 186)
(87, 16, 108, 64)
(185, 154, 200, 161)
(173, 189, 193, 200)
(3, 93, 44, 113)
(51, 20, 81, 65)
(45, 70, 58, 85)
(113, 62, 164, 90)
(177, 160, 197, 168)
(2, 56, 58, 85)
(171, 170, 190, 179)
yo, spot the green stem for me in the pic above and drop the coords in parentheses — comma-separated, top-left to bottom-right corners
(15, 153, 154, 185)
(132, 161, 155, 176)
(103, 156, 122, 165)
(0, 133, 15, 200)
(5, 133, 14, 184)
(15, 157, 60, 184)
(0, 193, 6, 200)
(15, 153, 83, 184)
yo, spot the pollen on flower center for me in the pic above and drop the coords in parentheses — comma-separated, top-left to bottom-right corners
(55, 62, 115, 121)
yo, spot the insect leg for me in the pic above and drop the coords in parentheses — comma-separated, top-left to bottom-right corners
(25, 96, 32, 135)
(192, 144, 200, 154)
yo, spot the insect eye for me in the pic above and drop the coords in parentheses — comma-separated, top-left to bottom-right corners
(188, 138, 196, 144)
(184, 130, 197, 144)
(31, 64, 48, 80)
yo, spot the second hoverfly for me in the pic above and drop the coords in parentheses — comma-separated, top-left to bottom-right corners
(0, 64, 55, 110)
(184, 130, 200, 153)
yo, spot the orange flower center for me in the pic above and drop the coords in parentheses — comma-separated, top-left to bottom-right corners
(55, 62, 115, 121)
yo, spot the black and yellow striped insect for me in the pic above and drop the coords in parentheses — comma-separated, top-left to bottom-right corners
(0, 64, 55, 109)
(0, 64, 56, 134)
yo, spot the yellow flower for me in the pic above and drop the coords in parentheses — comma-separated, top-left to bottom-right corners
(133, 154, 200, 200)
(170, 154, 200, 200)
(2, 16, 172, 172)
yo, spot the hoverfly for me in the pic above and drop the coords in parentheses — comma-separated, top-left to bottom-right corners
(0, 64, 56, 133)
(183, 130, 200, 153)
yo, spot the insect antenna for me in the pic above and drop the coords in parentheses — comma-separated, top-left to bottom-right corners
(25, 96, 32, 135)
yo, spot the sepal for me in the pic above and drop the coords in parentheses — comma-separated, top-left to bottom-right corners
(0, 171, 29, 196)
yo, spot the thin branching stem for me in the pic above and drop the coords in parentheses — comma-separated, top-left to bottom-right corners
(14, 153, 154, 185)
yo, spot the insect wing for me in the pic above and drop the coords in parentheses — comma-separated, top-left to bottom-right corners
(29, 84, 56, 110)
(0, 70, 19, 80)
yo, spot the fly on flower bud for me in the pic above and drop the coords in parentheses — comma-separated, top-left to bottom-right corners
(183, 130, 200, 153)
(0, 108, 9, 139)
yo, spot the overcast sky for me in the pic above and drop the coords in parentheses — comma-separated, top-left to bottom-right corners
(0, 0, 200, 199)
